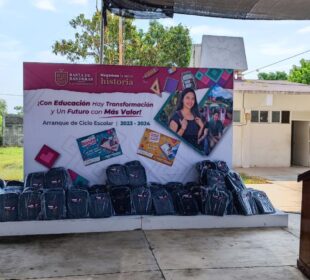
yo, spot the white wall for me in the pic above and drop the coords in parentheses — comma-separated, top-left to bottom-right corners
(233, 91, 310, 167)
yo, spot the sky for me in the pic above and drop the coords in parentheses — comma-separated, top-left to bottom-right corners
(1, 0, 310, 112)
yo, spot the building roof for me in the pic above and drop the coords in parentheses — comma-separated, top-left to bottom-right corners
(235, 79, 310, 94)
(4, 114, 23, 126)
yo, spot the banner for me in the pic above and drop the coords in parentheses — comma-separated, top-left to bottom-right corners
(24, 63, 233, 184)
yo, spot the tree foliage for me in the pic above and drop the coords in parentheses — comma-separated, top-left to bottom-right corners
(52, 12, 192, 67)
(0, 99, 7, 116)
(258, 71, 288, 80)
(288, 59, 310, 85)
(14, 106, 23, 116)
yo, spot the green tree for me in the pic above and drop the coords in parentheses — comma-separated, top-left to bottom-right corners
(0, 99, 6, 116)
(138, 21, 191, 67)
(288, 59, 310, 84)
(258, 71, 288, 80)
(0, 99, 7, 146)
(14, 106, 23, 116)
(52, 12, 192, 67)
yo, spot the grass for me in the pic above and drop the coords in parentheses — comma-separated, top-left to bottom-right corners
(240, 173, 270, 184)
(0, 147, 23, 181)
(0, 146, 269, 184)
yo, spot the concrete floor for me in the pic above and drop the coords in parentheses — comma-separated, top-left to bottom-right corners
(236, 166, 309, 213)
(0, 214, 306, 280)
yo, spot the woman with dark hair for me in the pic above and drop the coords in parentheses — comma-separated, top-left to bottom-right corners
(169, 88, 205, 149)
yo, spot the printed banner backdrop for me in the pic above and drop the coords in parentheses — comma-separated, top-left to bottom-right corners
(24, 63, 233, 184)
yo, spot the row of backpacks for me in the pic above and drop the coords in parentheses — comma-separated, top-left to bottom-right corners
(0, 159, 275, 222)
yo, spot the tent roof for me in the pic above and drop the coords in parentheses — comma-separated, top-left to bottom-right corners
(105, 0, 310, 20)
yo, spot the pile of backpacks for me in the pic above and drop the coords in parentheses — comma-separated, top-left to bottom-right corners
(0, 160, 275, 222)
(196, 160, 275, 216)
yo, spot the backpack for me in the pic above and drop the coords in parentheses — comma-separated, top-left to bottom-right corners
(175, 190, 199, 215)
(196, 160, 217, 173)
(131, 186, 152, 215)
(187, 184, 205, 213)
(203, 187, 229, 216)
(151, 187, 175, 216)
(225, 171, 246, 193)
(41, 188, 66, 220)
(106, 164, 129, 186)
(0, 189, 19, 222)
(201, 168, 225, 187)
(19, 189, 42, 221)
(125, 161, 147, 187)
(89, 191, 113, 218)
(234, 189, 258, 216)
(250, 189, 275, 214)
(214, 160, 230, 174)
(25, 172, 45, 190)
(165, 182, 183, 212)
(6, 180, 24, 188)
(45, 168, 70, 190)
(66, 188, 89, 219)
(110, 186, 132, 215)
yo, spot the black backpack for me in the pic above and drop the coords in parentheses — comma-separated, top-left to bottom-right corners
(41, 188, 66, 220)
(203, 187, 229, 216)
(196, 160, 217, 173)
(151, 187, 175, 215)
(25, 172, 45, 190)
(201, 168, 225, 187)
(125, 161, 147, 187)
(214, 160, 230, 174)
(164, 182, 183, 212)
(0, 190, 19, 222)
(175, 190, 199, 215)
(225, 171, 246, 193)
(110, 186, 132, 215)
(234, 189, 258, 216)
(106, 164, 129, 186)
(89, 191, 113, 218)
(45, 168, 70, 190)
(131, 186, 152, 215)
(6, 180, 24, 188)
(250, 189, 275, 214)
(66, 188, 89, 219)
(19, 189, 41, 221)
(187, 184, 205, 213)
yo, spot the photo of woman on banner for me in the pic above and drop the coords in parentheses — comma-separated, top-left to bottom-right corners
(169, 88, 206, 151)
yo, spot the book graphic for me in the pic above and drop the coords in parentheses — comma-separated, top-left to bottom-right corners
(137, 128, 180, 166)
(77, 128, 122, 166)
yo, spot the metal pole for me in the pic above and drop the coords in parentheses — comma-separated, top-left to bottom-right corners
(99, 0, 105, 64)
(118, 16, 123, 65)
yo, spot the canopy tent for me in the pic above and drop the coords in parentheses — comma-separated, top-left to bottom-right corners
(104, 0, 310, 20)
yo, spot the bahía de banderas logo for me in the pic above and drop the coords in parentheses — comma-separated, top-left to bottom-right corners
(55, 69, 68, 86)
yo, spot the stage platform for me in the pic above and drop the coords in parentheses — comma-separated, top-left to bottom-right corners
(0, 211, 288, 237)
